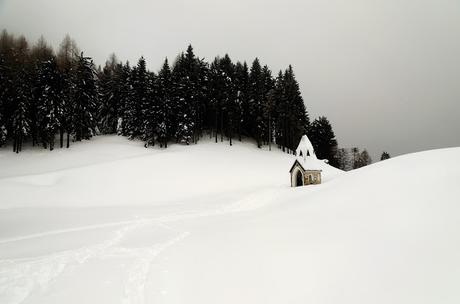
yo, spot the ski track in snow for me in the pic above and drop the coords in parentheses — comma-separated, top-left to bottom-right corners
(0, 187, 282, 304)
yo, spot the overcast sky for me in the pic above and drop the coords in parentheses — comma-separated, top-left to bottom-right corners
(1, 0, 459, 159)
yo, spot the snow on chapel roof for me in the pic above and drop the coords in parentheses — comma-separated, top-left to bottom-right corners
(296, 134, 317, 162)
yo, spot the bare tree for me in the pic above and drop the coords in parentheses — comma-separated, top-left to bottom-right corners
(336, 148, 351, 171)
(57, 34, 79, 71)
(358, 150, 372, 168)
(30, 36, 54, 63)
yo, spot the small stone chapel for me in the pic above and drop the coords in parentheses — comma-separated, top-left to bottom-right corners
(289, 135, 322, 187)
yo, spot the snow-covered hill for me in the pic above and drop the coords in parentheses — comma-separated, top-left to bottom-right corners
(0, 136, 459, 304)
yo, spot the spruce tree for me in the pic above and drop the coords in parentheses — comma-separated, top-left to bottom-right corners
(274, 70, 286, 150)
(132, 57, 149, 139)
(172, 46, 202, 145)
(219, 54, 236, 145)
(234, 61, 249, 141)
(73, 52, 98, 141)
(122, 65, 139, 138)
(97, 56, 120, 134)
(37, 57, 64, 150)
(283, 65, 308, 152)
(351, 147, 360, 169)
(142, 71, 159, 147)
(261, 65, 275, 147)
(56, 46, 77, 148)
(0, 54, 11, 146)
(11, 69, 32, 153)
(308, 116, 338, 167)
(184, 45, 202, 143)
(248, 58, 264, 148)
(381, 151, 391, 160)
(194, 58, 210, 141)
(209, 57, 225, 143)
(117, 62, 134, 136)
(157, 58, 173, 148)
(29, 37, 54, 146)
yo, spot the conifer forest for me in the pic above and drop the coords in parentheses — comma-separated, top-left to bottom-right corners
(0, 30, 345, 167)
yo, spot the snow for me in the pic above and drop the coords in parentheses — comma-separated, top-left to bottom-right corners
(295, 134, 316, 160)
(0, 135, 459, 304)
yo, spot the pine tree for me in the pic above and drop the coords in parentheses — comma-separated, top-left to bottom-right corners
(11, 68, 32, 153)
(380, 151, 391, 160)
(122, 65, 139, 138)
(248, 58, 264, 148)
(265, 88, 275, 150)
(37, 57, 64, 150)
(273, 70, 286, 151)
(283, 65, 309, 152)
(234, 61, 249, 141)
(142, 71, 159, 147)
(29, 36, 54, 146)
(97, 55, 120, 134)
(209, 57, 225, 143)
(0, 53, 11, 146)
(261, 65, 275, 148)
(219, 54, 236, 145)
(308, 116, 338, 167)
(351, 147, 360, 169)
(184, 45, 203, 143)
(157, 58, 172, 148)
(194, 58, 210, 141)
(117, 62, 134, 136)
(56, 35, 79, 148)
(119, 57, 150, 140)
(172, 46, 202, 145)
(131, 57, 149, 139)
(73, 52, 98, 141)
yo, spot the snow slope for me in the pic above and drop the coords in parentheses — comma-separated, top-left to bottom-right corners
(0, 136, 459, 304)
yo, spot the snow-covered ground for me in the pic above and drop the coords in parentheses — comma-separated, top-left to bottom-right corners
(0, 135, 459, 304)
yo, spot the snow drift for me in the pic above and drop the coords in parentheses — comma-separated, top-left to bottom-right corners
(0, 136, 459, 304)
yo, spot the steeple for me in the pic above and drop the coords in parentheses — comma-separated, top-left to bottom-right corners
(296, 135, 316, 162)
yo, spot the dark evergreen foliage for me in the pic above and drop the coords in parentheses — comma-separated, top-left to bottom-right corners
(1, 31, 345, 162)
(156, 58, 173, 148)
(73, 52, 98, 141)
(11, 68, 32, 153)
(37, 58, 64, 150)
(97, 58, 119, 134)
(0, 54, 11, 146)
(308, 116, 338, 167)
(380, 151, 391, 161)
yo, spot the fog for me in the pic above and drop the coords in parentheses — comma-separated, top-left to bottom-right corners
(1, 0, 459, 159)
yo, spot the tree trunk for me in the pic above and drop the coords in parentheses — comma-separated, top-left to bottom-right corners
(220, 110, 223, 142)
(60, 128, 64, 148)
(268, 113, 271, 151)
(215, 110, 218, 143)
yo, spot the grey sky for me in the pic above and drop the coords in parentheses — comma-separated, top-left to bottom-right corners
(1, 0, 459, 159)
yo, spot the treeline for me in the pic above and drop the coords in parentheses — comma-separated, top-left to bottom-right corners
(336, 147, 372, 171)
(1, 30, 377, 169)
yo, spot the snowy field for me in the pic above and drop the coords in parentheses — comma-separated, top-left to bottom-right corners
(0, 135, 459, 304)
